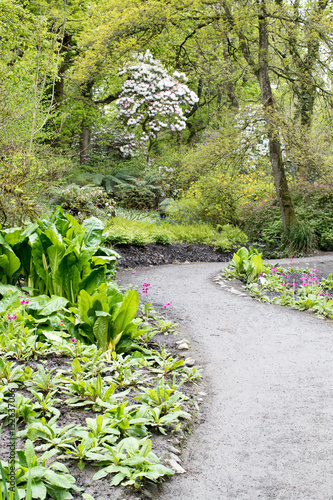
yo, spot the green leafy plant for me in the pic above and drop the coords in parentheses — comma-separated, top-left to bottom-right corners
(74, 283, 141, 353)
(101, 402, 148, 438)
(59, 435, 105, 470)
(66, 374, 130, 409)
(17, 418, 79, 453)
(0, 208, 119, 304)
(144, 405, 190, 434)
(0, 360, 30, 386)
(230, 247, 263, 282)
(30, 391, 61, 421)
(92, 437, 174, 488)
(135, 378, 187, 415)
(0, 439, 81, 499)
(26, 365, 62, 395)
(60, 185, 116, 222)
(284, 220, 317, 253)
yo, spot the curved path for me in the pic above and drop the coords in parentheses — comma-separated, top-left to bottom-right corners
(118, 256, 333, 500)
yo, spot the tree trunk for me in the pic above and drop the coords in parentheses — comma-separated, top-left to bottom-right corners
(223, 44, 239, 109)
(78, 80, 94, 164)
(79, 125, 90, 164)
(258, 0, 296, 231)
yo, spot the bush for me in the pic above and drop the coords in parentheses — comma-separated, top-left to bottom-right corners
(238, 181, 333, 253)
(60, 185, 116, 223)
(0, 148, 65, 227)
(115, 173, 163, 210)
(167, 171, 274, 226)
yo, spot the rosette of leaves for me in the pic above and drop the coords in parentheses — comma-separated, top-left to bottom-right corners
(72, 282, 141, 353)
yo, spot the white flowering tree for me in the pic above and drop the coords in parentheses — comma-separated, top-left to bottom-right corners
(116, 50, 199, 159)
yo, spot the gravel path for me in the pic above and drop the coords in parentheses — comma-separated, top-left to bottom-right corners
(118, 255, 333, 500)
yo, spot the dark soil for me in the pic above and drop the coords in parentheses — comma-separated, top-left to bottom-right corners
(114, 243, 233, 268)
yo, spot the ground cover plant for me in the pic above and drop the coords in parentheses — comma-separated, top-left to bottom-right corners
(0, 210, 202, 499)
(221, 248, 333, 319)
(104, 214, 248, 252)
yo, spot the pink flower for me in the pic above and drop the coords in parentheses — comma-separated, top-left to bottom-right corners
(7, 314, 11, 320)
(12, 314, 17, 320)
(71, 338, 76, 343)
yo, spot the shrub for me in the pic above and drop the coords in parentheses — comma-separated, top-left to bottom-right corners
(115, 173, 163, 210)
(238, 181, 333, 253)
(60, 185, 116, 223)
(167, 171, 274, 226)
(0, 149, 62, 227)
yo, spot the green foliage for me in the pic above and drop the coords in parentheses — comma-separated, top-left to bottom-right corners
(284, 221, 317, 254)
(116, 173, 163, 210)
(73, 283, 141, 353)
(0, 440, 80, 499)
(0, 151, 50, 228)
(0, 208, 118, 303)
(226, 247, 264, 283)
(60, 185, 116, 223)
(238, 182, 333, 254)
(92, 437, 174, 488)
(105, 216, 247, 250)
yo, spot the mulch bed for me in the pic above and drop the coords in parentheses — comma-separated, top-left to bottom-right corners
(114, 243, 233, 268)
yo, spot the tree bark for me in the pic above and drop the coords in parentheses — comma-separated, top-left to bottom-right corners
(78, 80, 94, 164)
(223, 44, 239, 109)
(79, 125, 90, 164)
(257, 0, 296, 231)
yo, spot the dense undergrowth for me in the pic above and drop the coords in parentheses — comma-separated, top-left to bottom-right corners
(238, 182, 333, 257)
(0, 209, 201, 499)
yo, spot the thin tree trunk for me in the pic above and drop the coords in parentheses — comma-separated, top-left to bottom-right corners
(258, 0, 296, 231)
(223, 44, 239, 109)
(79, 125, 90, 164)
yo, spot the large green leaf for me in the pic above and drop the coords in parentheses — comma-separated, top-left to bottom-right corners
(0, 283, 19, 296)
(82, 217, 104, 247)
(79, 267, 106, 295)
(30, 481, 47, 500)
(24, 439, 35, 469)
(38, 296, 68, 316)
(0, 254, 9, 270)
(111, 290, 140, 338)
(43, 469, 74, 488)
(3, 248, 21, 279)
(93, 316, 109, 350)
(47, 244, 65, 278)
(30, 235, 47, 281)
(2, 228, 22, 247)
(0, 291, 19, 313)
(78, 289, 93, 325)
(44, 227, 63, 246)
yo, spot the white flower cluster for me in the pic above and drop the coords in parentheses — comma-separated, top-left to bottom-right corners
(117, 50, 199, 141)
(234, 105, 269, 162)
